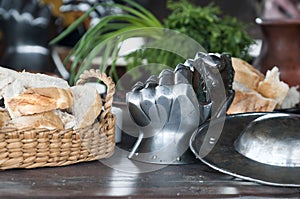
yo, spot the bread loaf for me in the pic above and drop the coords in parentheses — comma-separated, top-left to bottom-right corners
(257, 67, 289, 108)
(0, 109, 10, 128)
(70, 85, 102, 129)
(0, 67, 108, 131)
(1, 68, 71, 118)
(2, 70, 70, 99)
(281, 86, 300, 109)
(0, 67, 20, 99)
(229, 58, 293, 113)
(232, 57, 264, 90)
(227, 81, 277, 114)
(7, 87, 74, 118)
(54, 110, 76, 130)
(5, 111, 64, 130)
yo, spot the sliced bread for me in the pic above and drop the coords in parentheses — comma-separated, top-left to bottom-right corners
(0, 67, 20, 99)
(2, 70, 71, 118)
(281, 86, 300, 109)
(231, 57, 264, 91)
(0, 109, 10, 128)
(257, 67, 289, 108)
(227, 81, 277, 114)
(7, 87, 74, 118)
(54, 110, 76, 130)
(2, 71, 70, 100)
(4, 111, 64, 130)
(70, 85, 102, 129)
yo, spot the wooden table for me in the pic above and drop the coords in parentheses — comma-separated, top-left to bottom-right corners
(0, 104, 299, 198)
(0, 147, 299, 198)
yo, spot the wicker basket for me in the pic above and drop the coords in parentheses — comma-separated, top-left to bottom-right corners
(0, 69, 116, 170)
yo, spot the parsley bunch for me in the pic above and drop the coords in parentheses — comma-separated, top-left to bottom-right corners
(125, 0, 254, 69)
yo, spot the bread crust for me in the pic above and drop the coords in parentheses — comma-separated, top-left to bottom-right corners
(229, 59, 291, 113)
(7, 87, 74, 118)
(5, 111, 63, 130)
(0, 67, 20, 100)
(257, 67, 289, 107)
(71, 85, 102, 129)
(227, 89, 277, 114)
(0, 109, 10, 128)
(0, 67, 106, 131)
(232, 57, 264, 90)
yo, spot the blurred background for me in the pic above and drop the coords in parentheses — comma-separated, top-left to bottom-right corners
(0, 0, 299, 81)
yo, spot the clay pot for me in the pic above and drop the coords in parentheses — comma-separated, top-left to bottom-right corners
(253, 18, 300, 88)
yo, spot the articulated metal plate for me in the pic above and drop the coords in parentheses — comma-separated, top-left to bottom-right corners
(126, 52, 235, 165)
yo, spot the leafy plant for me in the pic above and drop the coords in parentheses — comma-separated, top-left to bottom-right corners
(50, 0, 163, 85)
(125, 0, 255, 69)
(50, 0, 254, 85)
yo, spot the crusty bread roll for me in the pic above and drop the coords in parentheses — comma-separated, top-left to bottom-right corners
(257, 67, 289, 108)
(70, 85, 102, 129)
(227, 82, 277, 114)
(0, 67, 20, 99)
(229, 58, 292, 113)
(5, 111, 63, 130)
(0, 109, 10, 128)
(281, 86, 300, 109)
(6, 87, 74, 118)
(54, 110, 76, 130)
(232, 57, 264, 90)
(0, 67, 108, 131)
(2, 70, 70, 100)
(1, 69, 71, 119)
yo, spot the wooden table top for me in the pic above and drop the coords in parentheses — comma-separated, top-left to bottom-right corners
(0, 104, 299, 198)
(0, 152, 299, 198)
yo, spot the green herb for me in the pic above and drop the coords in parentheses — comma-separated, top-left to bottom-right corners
(50, 0, 163, 85)
(50, 0, 254, 84)
(125, 0, 254, 69)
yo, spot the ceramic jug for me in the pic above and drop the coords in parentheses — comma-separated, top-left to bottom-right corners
(253, 18, 300, 88)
